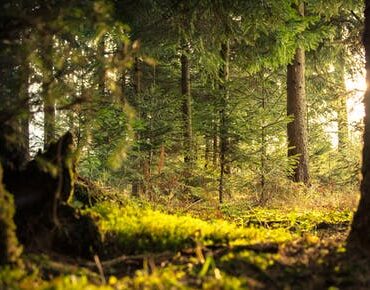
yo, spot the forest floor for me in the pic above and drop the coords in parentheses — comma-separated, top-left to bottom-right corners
(2, 187, 370, 290)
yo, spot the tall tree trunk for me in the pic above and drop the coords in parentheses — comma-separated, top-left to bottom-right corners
(20, 59, 30, 161)
(181, 47, 193, 176)
(336, 65, 349, 152)
(132, 57, 142, 197)
(43, 36, 55, 150)
(97, 37, 106, 98)
(260, 88, 267, 204)
(0, 39, 25, 267)
(286, 3, 309, 184)
(219, 40, 230, 204)
(205, 135, 211, 168)
(211, 115, 218, 166)
(347, 0, 370, 252)
(0, 38, 29, 170)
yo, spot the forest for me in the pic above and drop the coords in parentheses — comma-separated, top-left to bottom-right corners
(1, 0, 370, 289)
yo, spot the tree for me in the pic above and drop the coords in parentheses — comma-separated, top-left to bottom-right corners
(181, 45, 193, 177)
(42, 34, 56, 149)
(334, 60, 350, 152)
(0, 0, 133, 264)
(131, 56, 143, 196)
(218, 40, 230, 204)
(347, 0, 370, 252)
(287, 2, 310, 184)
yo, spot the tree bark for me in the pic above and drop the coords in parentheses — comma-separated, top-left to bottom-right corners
(0, 35, 29, 267)
(205, 135, 211, 168)
(347, 0, 370, 253)
(0, 40, 29, 171)
(219, 40, 230, 204)
(260, 88, 267, 204)
(132, 57, 142, 197)
(181, 47, 194, 176)
(20, 58, 30, 161)
(97, 37, 106, 98)
(287, 3, 309, 184)
(212, 118, 218, 167)
(43, 35, 55, 149)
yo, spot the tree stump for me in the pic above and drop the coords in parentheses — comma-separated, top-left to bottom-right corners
(3, 132, 102, 258)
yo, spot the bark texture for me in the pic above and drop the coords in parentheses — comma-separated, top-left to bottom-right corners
(132, 57, 143, 197)
(287, 4, 309, 184)
(347, 0, 370, 253)
(219, 40, 230, 204)
(181, 50, 193, 169)
(43, 35, 55, 149)
(97, 38, 106, 98)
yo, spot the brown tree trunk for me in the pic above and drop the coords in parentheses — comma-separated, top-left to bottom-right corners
(219, 40, 230, 204)
(43, 36, 55, 150)
(0, 37, 30, 171)
(347, 0, 370, 253)
(132, 57, 142, 197)
(205, 135, 211, 168)
(0, 37, 30, 267)
(20, 59, 30, 161)
(287, 3, 309, 184)
(97, 37, 106, 98)
(212, 118, 218, 167)
(260, 88, 267, 204)
(181, 47, 193, 176)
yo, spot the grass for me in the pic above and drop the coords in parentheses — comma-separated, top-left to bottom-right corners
(92, 201, 294, 255)
(0, 190, 363, 290)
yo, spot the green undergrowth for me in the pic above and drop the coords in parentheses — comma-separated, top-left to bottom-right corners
(220, 205, 353, 233)
(92, 201, 294, 254)
(1, 198, 358, 290)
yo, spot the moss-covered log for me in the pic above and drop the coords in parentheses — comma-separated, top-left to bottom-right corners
(0, 165, 22, 266)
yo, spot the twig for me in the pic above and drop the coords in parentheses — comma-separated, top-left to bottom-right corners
(83, 251, 173, 269)
(181, 198, 203, 214)
(94, 255, 106, 284)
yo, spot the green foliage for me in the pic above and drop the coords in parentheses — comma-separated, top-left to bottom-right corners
(92, 201, 293, 254)
(79, 103, 130, 180)
(20, 0, 359, 202)
(0, 0, 367, 289)
(0, 195, 357, 289)
(221, 206, 352, 233)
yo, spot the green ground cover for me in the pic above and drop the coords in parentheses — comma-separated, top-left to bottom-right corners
(0, 198, 361, 290)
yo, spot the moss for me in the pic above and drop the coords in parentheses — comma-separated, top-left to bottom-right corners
(0, 165, 23, 266)
(92, 202, 293, 255)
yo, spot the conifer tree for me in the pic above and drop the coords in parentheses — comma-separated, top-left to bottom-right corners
(347, 0, 370, 253)
(287, 2, 310, 184)
(42, 34, 55, 149)
(218, 40, 230, 204)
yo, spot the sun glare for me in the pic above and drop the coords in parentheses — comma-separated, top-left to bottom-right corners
(346, 72, 367, 123)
